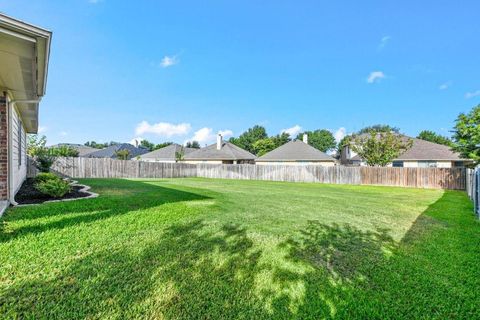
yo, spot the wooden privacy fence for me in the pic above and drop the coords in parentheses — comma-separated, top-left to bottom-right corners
(27, 157, 466, 190)
(27, 157, 197, 179)
(196, 164, 466, 190)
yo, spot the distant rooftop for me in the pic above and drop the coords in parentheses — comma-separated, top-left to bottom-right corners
(350, 135, 464, 161)
(257, 140, 336, 162)
(139, 144, 197, 161)
(184, 141, 256, 161)
(50, 143, 99, 157)
(87, 143, 149, 159)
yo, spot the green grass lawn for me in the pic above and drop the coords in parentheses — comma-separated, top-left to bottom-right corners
(1, 178, 479, 319)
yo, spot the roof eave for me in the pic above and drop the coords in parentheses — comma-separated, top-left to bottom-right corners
(0, 14, 52, 133)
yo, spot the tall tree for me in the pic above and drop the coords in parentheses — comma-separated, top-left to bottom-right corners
(357, 124, 400, 134)
(270, 132, 291, 148)
(296, 129, 336, 152)
(154, 142, 174, 150)
(185, 141, 201, 149)
(417, 130, 453, 147)
(229, 125, 268, 154)
(351, 131, 412, 166)
(139, 139, 155, 151)
(452, 104, 480, 162)
(84, 141, 119, 149)
(252, 138, 276, 156)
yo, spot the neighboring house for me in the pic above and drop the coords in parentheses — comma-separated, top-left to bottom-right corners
(341, 135, 470, 168)
(0, 14, 52, 214)
(87, 143, 149, 160)
(256, 135, 336, 166)
(183, 134, 256, 164)
(50, 143, 99, 157)
(138, 144, 197, 163)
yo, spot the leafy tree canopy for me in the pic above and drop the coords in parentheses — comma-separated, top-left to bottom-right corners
(271, 132, 291, 149)
(252, 138, 276, 157)
(452, 104, 480, 162)
(229, 125, 268, 154)
(84, 141, 119, 149)
(27, 134, 47, 157)
(50, 145, 79, 157)
(296, 129, 336, 153)
(351, 131, 412, 166)
(139, 139, 155, 151)
(115, 149, 130, 160)
(417, 130, 453, 147)
(357, 124, 400, 134)
(185, 141, 201, 149)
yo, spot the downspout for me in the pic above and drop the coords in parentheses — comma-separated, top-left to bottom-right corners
(8, 98, 41, 205)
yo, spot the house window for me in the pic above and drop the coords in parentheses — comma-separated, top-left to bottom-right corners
(392, 161, 403, 167)
(18, 120, 22, 166)
(418, 161, 437, 168)
(453, 161, 465, 167)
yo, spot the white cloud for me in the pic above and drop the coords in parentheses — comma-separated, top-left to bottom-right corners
(38, 126, 47, 134)
(439, 82, 452, 90)
(378, 36, 391, 49)
(190, 127, 212, 144)
(366, 71, 385, 84)
(218, 129, 233, 137)
(185, 127, 233, 145)
(281, 125, 302, 137)
(160, 55, 179, 68)
(59, 131, 68, 137)
(135, 121, 191, 137)
(465, 90, 480, 99)
(332, 127, 347, 143)
(130, 137, 144, 147)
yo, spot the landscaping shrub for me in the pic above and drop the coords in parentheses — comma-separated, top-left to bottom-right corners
(33, 147, 57, 173)
(35, 178, 71, 198)
(35, 172, 60, 184)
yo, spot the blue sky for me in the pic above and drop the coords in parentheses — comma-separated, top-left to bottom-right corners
(1, 1, 479, 146)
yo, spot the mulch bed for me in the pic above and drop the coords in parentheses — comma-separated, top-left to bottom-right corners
(14, 178, 91, 205)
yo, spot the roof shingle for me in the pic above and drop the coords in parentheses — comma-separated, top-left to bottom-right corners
(350, 135, 464, 161)
(184, 142, 256, 160)
(256, 140, 336, 162)
(87, 143, 149, 159)
(139, 144, 197, 161)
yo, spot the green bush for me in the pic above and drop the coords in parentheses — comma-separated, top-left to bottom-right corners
(49, 145, 79, 157)
(33, 147, 57, 173)
(35, 172, 60, 184)
(35, 179, 71, 198)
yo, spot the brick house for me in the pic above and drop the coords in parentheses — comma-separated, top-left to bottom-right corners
(0, 14, 52, 214)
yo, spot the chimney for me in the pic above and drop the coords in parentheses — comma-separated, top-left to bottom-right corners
(217, 134, 223, 150)
(303, 134, 308, 144)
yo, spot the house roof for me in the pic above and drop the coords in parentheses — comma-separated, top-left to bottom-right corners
(87, 143, 149, 159)
(0, 13, 52, 133)
(183, 141, 256, 161)
(256, 140, 336, 162)
(350, 135, 465, 161)
(50, 143, 99, 157)
(139, 144, 197, 161)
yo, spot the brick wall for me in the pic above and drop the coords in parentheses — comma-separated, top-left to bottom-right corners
(0, 96, 8, 200)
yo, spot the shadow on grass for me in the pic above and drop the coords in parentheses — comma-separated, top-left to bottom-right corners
(1, 220, 268, 319)
(1, 189, 477, 319)
(0, 179, 211, 243)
